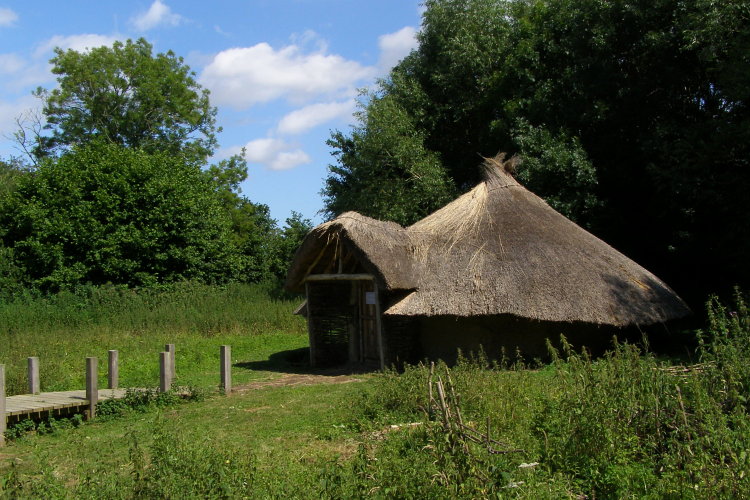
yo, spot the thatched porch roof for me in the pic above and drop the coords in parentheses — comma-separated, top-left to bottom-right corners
(286, 155, 690, 327)
(285, 211, 418, 291)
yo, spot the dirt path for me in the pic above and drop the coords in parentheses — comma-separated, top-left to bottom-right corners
(232, 371, 366, 392)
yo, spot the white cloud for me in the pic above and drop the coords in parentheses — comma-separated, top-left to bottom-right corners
(131, 0, 183, 31)
(200, 42, 375, 110)
(241, 137, 311, 171)
(277, 99, 356, 135)
(34, 34, 120, 58)
(0, 53, 24, 74)
(0, 7, 18, 27)
(378, 26, 418, 71)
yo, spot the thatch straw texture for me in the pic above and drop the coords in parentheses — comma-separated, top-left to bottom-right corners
(285, 211, 418, 291)
(287, 155, 691, 327)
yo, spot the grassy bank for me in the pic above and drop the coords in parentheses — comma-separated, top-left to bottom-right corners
(0, 282, 307, 395)
(1, 289, 750, 498)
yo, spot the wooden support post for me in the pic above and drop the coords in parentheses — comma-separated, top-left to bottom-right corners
(305, 282, 316, 367)
(165, 343, 175, 379)
(27, 356, 40, 394)
(159, 352, 172, 393)
(108, 350, 119, 389)
(1, 364, 6, 447)
(85, 357, 98, 420)
(220, 345, 231, 394)
(373, 284, 385, 371)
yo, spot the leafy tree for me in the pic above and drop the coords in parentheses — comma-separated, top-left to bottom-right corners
(0, 158, 28, 198)
(206, 151, 282, 282)
(324, 0, 750, 302)
(269, 211, 313, 280)
(0, 142, 239, 291)
(32, 38, 218, 164)
(323, 89, 455, 226)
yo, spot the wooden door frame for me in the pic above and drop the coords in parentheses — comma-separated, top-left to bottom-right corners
(304, 274, 384, 370)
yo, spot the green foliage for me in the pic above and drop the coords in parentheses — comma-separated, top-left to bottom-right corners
(0, 159, 27, 199)
(323, 89, 456, 225)
(698, 290, 750, 413)
(4, 292, 750, 497)
(325, 0, 750, 300)
(130, 424, 255, 499)
(34, 38, 218, 164)
(268, 211, 313, 280)
(0, 142, 239, 291)
(1, 424, 255, 499)
(513, 120, 601, 224)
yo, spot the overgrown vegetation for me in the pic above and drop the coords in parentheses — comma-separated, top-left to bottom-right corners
(0, 282, 307, 395)
(2, 293, 749, 498)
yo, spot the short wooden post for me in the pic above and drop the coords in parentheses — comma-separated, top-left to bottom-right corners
(165, 343, 175, 379)
(85, 357, 98, 420)
(108, 350, 119, 389)
(159, 352, 172, 393)
(220, 345, 231, 394)
(27, 356, 40, 394)
(1, 364, 6, 446)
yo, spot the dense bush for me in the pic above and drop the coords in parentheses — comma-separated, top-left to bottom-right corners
(328, 294, 750, 498)
(0, 142, 240, 291)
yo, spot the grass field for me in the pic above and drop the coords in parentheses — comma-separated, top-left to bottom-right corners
(0, 282, 308, 395)
(2, 285, 750, 498)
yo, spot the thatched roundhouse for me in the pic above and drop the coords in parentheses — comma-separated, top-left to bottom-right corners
(286, 155, 690, 368)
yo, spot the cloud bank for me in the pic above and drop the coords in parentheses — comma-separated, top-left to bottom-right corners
(277, 100, 356, 135)
(34, 34, 120, 58)
(240, 138, 311, 171)
(0, 7, 18, 27)
(200, 42, 374, 109)
(378, 26, 418, 71)
(131, 0, 183, 31)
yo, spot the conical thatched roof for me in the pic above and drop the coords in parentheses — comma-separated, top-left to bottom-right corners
(286, 155, 690, 327)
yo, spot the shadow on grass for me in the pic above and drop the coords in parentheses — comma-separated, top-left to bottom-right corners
(234, 347, 377, 376)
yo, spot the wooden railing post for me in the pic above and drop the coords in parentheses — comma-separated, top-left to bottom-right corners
(27, 356, 40, 394)
(108, 350, 119, 389)
(159, 352, 172, 393)
(165, 344, 175, 380)
(85, 357, 98, 420)
(220, 345, 231, 394)
(1, 364, 6, 446)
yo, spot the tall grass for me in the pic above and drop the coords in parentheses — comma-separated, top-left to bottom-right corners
(327, 293, 750, 498)
(3, 292, 750, 498)
(0, 282, 307, 395)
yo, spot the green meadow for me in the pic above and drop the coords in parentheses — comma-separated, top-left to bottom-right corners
(1, 285, 750, 498)
(0, 282, 308, 395)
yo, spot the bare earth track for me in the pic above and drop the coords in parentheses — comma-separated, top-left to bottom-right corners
(233, 371, 365, 392)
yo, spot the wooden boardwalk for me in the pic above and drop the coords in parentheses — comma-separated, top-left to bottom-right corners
(4, 388, 128, 422)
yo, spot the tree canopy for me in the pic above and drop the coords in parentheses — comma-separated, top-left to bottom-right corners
(0, 39, 313, 296)
(323, 0, 750, 303)
(32, 38, 218, 164)
(0, 142, 239, 291)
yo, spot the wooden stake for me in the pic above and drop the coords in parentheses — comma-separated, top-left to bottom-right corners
(165, 344, 175, 379)
(220, 345, 231, 394)
(27, 356, 40, 394)
(159, 352, 172, 393)
(85, 357, 98, 420)
(108, 350, 119, 389)
(0, 364, 6, 446)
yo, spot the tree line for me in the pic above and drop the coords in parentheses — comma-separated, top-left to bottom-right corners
(323, 0, 750, 306)
(0, 39, 311, 298)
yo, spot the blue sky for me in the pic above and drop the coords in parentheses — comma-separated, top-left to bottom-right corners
(0, 1, 424, 224)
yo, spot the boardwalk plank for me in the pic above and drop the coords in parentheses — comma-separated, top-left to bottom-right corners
(3, 388, 134, 420)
